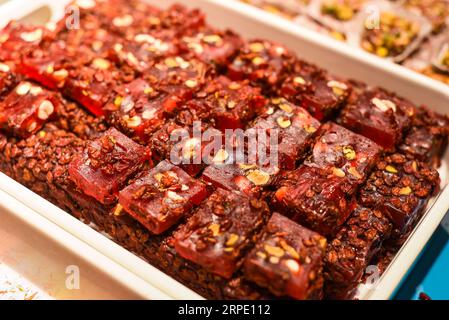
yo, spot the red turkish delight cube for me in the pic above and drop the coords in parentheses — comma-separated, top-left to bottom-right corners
(174, 188, 270, 278)
(228, 40, 296, 91)
(243, 212, 327, 300)
(149, 121, 222, 176)
(119, 160, 208, 235)
(196, 76, 266, 130)
(144, 56, 212, 102)
(180, 28, 243, 67)
(111, 30, 179, 72)
(338, 88, 415, 151)
(272, 166, 356, 237)
(68, 127, 151, 205)
(251, 97, 321, 170)
(0, 81, 60, 138)
(105, 78, 178, 143)
(304, 122, 382, 192)
(280, 61, 351, 120)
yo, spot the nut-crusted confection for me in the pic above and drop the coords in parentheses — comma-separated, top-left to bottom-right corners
(243, 212, 327, 300)
(119, 160, 209, 234)
(0, 81, 60, 138)
(324, 206, 392, 299)
(174, 188, 270, 279)
(68, 127, 152, 205)
(272, 165, 356, 237)
(359, 153, 440, 243)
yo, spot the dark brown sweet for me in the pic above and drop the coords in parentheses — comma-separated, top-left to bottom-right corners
(324, 206, 392, 299)
(272, 165, 356, 237)
(119, 160, 209, 234)
(359, 153, 440, 244)
(174, 188, 270, 279)
(68, 127, 152, 205)
(243, 212, 327, 300)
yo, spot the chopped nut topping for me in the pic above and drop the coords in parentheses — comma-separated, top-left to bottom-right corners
(20, 29, 43, 42)
(246, 169, 270, 186)
(266, 106, 274, 115)
(124, 115, 141, 128)
(264, 244, 285, 257)
(15, 82, 31, 95)
(280, 240, 300, 259)
(134, 33, 156, 43)
(225, 234, 239, 247)
(399, 186, 412, 195)
(228, 82, 241, 90)
(53, 69, 68, 81)
(142, 109, 157, 120)
(279, 103, 293, 113)
(332, 167, 346, 177)
(249, 42, 265, 53)
(293, 76, 306, 85)
(304, 125, 317, 133)
(252, 56, 265, 65)
(212, 149, 229, 164)
(284, 259, 300, 273)
(167, 190, 184, 202)
(227, 101, 237, 109)
(185, 79, 198, 88)
(372, 98, 397, 113)
(0, 62, 10, 73)
(112, 14, 134, 27)
(343, 146, 356, 160)
(27, 121, 37, 132)
(348, 167, 363, 179)
(203, 34, 223, 45)
(114, 96, 123, 107)
(37, 100, 54, 120)
(269, 256, 280, 264)
(385, 165, 398, 173)
(276, 116, 291, 128)
(327, 80, 347, 96)
(208, 223, 221, 236)
(29, 86, 43, 95)
(256, 251, 267, 260)
(92, 58, 111, 70)
(114, 204, 123, 216)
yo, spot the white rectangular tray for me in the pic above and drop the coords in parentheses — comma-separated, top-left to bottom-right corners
(1, 0, 448, 300)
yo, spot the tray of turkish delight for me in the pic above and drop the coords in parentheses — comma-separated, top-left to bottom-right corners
(0, 0, 448, 300)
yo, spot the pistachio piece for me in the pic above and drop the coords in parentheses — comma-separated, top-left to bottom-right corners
(276, 116, 291, 129)
(385, 165, 398, 173)
(208, 223, 221, 236)
(124, 115, 141, 128)
(348, 167, 363, 179)
(399, 186, 412, 195)
(343, 146, 356, 160)
(264, 244, 285, 257)
(37, 100, 54, 120)
(92, 58, 111, 70)
(252, 56, 265, 66)
(246, 169, 270, 186)
(0, 62, 10, 73)
(293, 76, 306, 85)
(332, 167, 346, 178)
(249, 42, 265, 53)
(279, 103, 293, 113)
(185, 79, 198, 88)
(225, 234, 239, 247)
(371, 98, 397, 113)
(20, 29, 43, 42)
(15, 82, 31, 95)
(112, 14, 133, 27)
